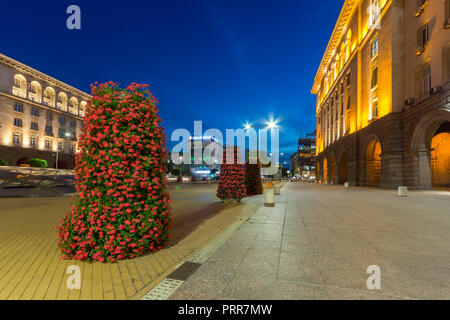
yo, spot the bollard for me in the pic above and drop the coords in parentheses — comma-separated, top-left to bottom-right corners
(274, 185, 281, 195)
(398, 186, 408, 197)
(344, 182, 349, 188)
(264, 188, 275, 207)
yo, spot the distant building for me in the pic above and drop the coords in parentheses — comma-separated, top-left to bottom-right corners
(0, 53, 90, 169)
(171, 136, 223, 179)
(290, 152, 299, 176)
(297, 133, 316, 180)
(312, 0, 450, 188)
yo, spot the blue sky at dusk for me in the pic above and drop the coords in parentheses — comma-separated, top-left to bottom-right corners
(0, 0, 343, 164)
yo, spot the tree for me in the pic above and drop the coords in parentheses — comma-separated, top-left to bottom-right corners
(217, 146, 246, 201)
(57, 82, 172, 262)
(244, 159, 263, 195)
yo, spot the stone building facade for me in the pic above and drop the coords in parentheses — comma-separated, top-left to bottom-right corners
(0, 53, 90, 169)
(312, 0, 450, 189)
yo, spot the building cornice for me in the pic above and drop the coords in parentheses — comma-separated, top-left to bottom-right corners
(311, 0, 360, 95)
(0, 92, 83, 120)
(0, 52, 91, 100)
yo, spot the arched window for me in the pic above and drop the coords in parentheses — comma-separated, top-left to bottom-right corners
(13, 74, 27, 98)
(57, 92, 68, 111)
(43, 87, 56, 107)
(69, 97, 79, 114)
(29, 81, 42, 103)
(79, 101, 87, 116)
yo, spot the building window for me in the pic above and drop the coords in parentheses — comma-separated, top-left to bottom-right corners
(31, 107, 39, 117)
(371, 37, 379, 59)
(45, 125, 53, 136)
(14, 118, 23, 127)
(445, 1, 450, 28)
(371, 66, 379, 89)
(58, 128, 65, 137)
(31, 122, 39, 131)
(416, 24, 430, 54)
(30, 137, 37, 147)
(58, 142, 63, 151)
(45, 139, 50, 149)
(13, 133, 21, 145)
(70, 144, 75, 154)
(59, 116, 65, 125)
(13, 75, 27, 98)
(14, 103, 24, 113)
(370, 66, 379, 121)
(415, 0, 429, 17)
(70, 119, 76, 128)
(46, 111, 53, 121)
(422, 65, 432, 96)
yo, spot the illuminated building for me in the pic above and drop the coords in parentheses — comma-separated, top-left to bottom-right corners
(297, 133, 317, 180)
(312, 0, 450, 188)
(0, 53, 90, 169)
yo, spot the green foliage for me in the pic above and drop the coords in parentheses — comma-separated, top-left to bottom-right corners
(28, 158, 48, 168)
(0, 158, 7, 166)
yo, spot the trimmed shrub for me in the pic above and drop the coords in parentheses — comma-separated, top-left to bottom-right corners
(217, 146, 246, 200)
(0, 158, 7, 166)
(28, 158, 48, 168)
(57, 82, 172, 262)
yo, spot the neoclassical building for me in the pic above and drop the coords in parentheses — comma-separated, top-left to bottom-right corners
(0, 53, 90, 169)
(312, 0, 450, 189)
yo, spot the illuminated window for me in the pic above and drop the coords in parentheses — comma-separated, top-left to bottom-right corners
(43, 87, 56, 107)
(13, 75, 27, 98)
(371, 67, 378, 89)
(31, 107, 39, 117)
(14, 118, 23, 127)
(13, 133, 21, 145)
(14, 103, 24, 113)
(45, 125, 53, 136)
(31, 122, 39, 131)
(422, 65, 431, 96)
(371, 37, 379, 59)
(58, 142, 63, 151)
(45, 139, 50, 149)
(417, 24, 430, 54)
(30, 137, 37, 147)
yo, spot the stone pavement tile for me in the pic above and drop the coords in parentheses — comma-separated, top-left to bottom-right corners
(221, 275, 277, 300)
(314, 254, 382, 292)
(282, 231, 311, 244)
(207, 246, 250, 267)
(277, 252, 322, 285)
(280, 242, 315, 257)
(170, 261, 238, 299)
(240, 249, 280, 272)
(377, 262, 450, 299)
(325, 286, 408, 300)
(272, 280, 328, 300)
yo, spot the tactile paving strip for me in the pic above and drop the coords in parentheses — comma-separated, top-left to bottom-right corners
(140, 278, 184, 300)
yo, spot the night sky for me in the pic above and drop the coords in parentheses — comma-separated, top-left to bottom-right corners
(0, 0, 343, 165)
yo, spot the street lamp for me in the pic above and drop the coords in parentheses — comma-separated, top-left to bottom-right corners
(56, 132, 72, 169)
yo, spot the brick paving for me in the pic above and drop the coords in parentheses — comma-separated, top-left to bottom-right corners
(170, 182, 450, 300)
(0, 184, 260, 300)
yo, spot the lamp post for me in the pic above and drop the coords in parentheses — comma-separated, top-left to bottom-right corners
(244, 119, 279, 157)
(56, 132, 72, 169)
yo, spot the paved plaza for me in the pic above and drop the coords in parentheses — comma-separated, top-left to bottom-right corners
(0, 184, 260, 300)
(170, 182, 450, 300)
(1, 182, 449, 300)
